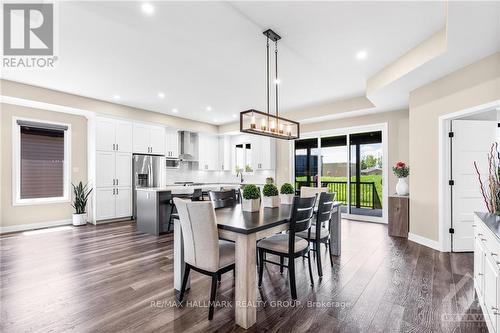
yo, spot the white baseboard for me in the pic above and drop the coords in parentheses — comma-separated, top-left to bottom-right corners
(408, 232, 443, 251)
(0, 219, 72, 234)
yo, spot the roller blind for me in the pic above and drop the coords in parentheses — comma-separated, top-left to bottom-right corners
(20, 125, 65, 199)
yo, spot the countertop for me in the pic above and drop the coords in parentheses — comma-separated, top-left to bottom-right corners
(136, 183, 244, 193)
(475, 212, 500, 241)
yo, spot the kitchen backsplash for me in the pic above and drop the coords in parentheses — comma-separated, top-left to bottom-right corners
(163, 163, 276, 185)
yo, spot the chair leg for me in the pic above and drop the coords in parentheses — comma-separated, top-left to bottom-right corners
(307, 251, 314, 286)
(258, 249, 265, 287)
(328, 240, 334, 266)
(289, 257, 297, 300)
(316, 241, 323, 277)
(179, 264, 191, 302)
(280, 256, 284, 274)
(208, 275, 218, 320)
(217, 273, 221, 283)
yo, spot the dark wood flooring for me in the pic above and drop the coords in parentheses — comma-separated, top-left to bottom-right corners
(0, 220, 487, 332)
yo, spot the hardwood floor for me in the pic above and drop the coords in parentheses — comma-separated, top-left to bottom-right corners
(0, 220, 486, 332)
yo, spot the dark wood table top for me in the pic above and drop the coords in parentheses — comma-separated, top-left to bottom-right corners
(215, 204, 293, 234)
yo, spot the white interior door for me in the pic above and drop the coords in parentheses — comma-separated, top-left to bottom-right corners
(451, 120, 497, 252)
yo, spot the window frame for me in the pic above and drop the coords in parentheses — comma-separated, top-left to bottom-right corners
(12, 116, 72, 206)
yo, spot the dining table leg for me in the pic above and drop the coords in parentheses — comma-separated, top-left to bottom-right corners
(234, 233, 257, 329)
(174, 219, 190, 291)
(329, 203, 342, 256)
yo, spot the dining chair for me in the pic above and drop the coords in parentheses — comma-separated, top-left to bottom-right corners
(296, 192, 335, 277)
(167, 188, 203, 232)
(300, 186, 328, 198)
(208, 189, 237, 209)
(257, 195, 317, 300)
(174, 198, 235, 320)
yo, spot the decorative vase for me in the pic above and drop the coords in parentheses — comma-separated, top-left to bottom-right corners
(263, 196, 280, 208)
(280, 194, 294, 205)
(72, 213, 86, 226)
(242, 198, 260, 212)
(396, 177, 409, 196)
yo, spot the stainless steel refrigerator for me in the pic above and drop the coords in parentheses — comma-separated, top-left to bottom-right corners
(132, 154, 163, 218)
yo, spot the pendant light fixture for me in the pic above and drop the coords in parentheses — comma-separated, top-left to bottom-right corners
(240, 29, 300, 140)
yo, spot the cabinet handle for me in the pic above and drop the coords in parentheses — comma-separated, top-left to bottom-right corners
(492, 306, 499, 311)
(478, 233, 484, 236)
(113, 188, 115, 195)
(481, 238, 487, 242)
(116, 179, 119, 186)
(472, 224, 477, 227)
(113, 179, 115, 185)
(113, 143, 116, 150)
(478, 273, 484, 276)
(492, 253, 498, 257)
(116, 144, 119, 151)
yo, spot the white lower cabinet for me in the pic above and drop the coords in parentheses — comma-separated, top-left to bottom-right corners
(95, 188, 116, 220)
(474, 213, 500, 333)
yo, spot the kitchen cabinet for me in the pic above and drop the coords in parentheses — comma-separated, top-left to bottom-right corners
(95, 188, 116, 220)
(219, 135, 231, 171)
(133, 123, 165, 155)
(96, 151, 116, 188)
(165, 129, 179, 158)
(115, 187, 132, 217)
(96, 117, 132, 152)
(250, 136, 276, 170)
(198, 133, 219, 170)
(474, 213, 500, 333)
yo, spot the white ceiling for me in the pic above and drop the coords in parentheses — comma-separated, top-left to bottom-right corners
(2, 1, 499, 125)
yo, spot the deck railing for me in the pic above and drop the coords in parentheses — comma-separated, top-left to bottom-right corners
(295, 180, 382, 209)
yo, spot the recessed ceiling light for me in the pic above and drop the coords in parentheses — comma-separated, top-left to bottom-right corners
(206, 106, 212, 111)
(172, 108, 179, 113)
(356, 50, 367, 60)
(157, 92, 165, 99)
(232, 114, 237, 118)
(141, 3, 155, 15)
(213, 119, 218, 123)
(113, 95, 120, 100)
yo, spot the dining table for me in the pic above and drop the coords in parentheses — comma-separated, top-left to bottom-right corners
(173, 201, 342, 329)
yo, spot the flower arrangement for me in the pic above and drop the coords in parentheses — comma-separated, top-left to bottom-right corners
(392, 161, 409, 178)
(474, 143, 500, 214)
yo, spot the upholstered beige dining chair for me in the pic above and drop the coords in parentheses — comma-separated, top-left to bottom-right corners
(174, 198, 235, 320)
(300, 186, 328, 198)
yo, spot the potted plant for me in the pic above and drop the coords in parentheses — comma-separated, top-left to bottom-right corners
(71, 181, 92, 226)
(242, 184, 261, 212)
(263, 183, 280, 208)
(280, 183, 295, 204)
(392, 162, 410, 195)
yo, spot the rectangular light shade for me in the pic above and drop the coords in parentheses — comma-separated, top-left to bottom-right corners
(240, 109, 299, 140)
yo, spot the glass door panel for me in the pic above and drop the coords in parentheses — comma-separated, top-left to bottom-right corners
(320, 135, 348, 207)
(294, 138, 318, 193)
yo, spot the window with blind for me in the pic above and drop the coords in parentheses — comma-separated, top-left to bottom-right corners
(14, 119, 70, 204)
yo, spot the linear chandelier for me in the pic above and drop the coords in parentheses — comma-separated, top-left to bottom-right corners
(240, 29, 300, 140)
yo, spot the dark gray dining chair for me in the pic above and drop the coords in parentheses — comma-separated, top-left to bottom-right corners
(208, 189, 237, 209)
(167, 188, 204, 232)
(257, 195, 317, 300)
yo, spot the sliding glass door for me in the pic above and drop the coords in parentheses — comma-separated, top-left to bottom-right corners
(294, 129, 384, 221)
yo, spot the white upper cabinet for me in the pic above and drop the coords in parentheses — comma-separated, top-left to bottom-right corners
(150, 126, 165, 155)
(253, 136, 276, 170)
(133, 123, 165, 155)
(133, 123, 151, 154)
(198, 133, 219, 170)
(165, 129, 179, 158)
(115, 120, 133, 152)
(96, 117, 132, 152)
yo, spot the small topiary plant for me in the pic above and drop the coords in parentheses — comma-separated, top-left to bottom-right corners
(242, 184, 260, 200)
(263, 183, 279, 197)
(280, 183, 294, 195)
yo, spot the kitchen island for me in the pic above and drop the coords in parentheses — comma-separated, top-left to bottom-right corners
(135, 184, 243, 235)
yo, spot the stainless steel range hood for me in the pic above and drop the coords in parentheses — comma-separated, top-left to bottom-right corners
(179, 131, 198, 162)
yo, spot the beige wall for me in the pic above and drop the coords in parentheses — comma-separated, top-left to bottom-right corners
(275, 109, 410, 194)
(409, 52, 500, 242)
(1, 103, 88, 227)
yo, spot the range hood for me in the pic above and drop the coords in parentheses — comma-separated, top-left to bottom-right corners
(179, 131, 198, 161)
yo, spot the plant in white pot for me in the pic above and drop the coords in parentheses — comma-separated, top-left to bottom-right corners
(280, 183, 295, 204)
(263, 183, 280, 208)
(242, 184, 261, 212)
(392, 162, 409, 196)
(71, 181, 92, 226)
